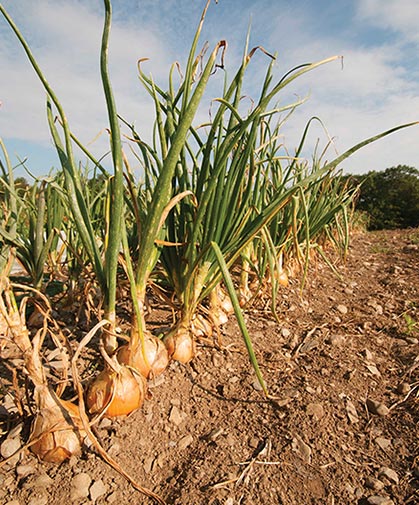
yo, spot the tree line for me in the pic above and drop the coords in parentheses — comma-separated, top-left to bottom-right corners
(344, 165, 419, 230)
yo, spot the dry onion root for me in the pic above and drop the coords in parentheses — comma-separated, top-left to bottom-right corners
(30, 386, 85, 463)
(86, 363, 147, 418)
(117, 333, 169, 379)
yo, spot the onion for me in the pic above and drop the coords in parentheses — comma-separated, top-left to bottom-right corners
(215, 308, 229, 326)
(219, 291, 233, 316)
(163, 324, 195, 363)
(0, 286, 84, 464)
(30, 388, 85, 464)
(209, 286, 233, 327)
(117, 334, 169, 379)
(190, 313, 213, 338)
(86, 365, 146, 418)
(277, 269, 289, 287)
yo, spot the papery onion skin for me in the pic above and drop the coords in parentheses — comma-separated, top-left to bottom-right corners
(86, 366, 146, 417)
(117, 335, 169, 379)
(30, 399, 84, 464)
(190, 313, 213, 338)
(163, 326, 195, 364)
(277, 269, 289, 287)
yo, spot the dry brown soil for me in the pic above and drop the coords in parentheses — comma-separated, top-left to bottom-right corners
(1, 228, 419, 505)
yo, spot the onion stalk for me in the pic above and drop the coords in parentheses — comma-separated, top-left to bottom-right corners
(154, 45, 344, 377)
(117, 0, 227, 374)
(0, 138, 19, 277)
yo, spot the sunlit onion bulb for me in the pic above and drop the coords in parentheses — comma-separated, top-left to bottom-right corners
(117, 335, 169, 379)
(277, 269, 289, 287)
(163, 326, 195, 364)
(191, 313, 213, 338)
(219, 291, 234, 316)
(214, 308, 229, 326)
(210, 286, 234, 326)
(86, 365, 146, 418)
(30, 399, 84, 464)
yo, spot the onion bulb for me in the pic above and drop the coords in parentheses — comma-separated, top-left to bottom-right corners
(190, 313, 213, 338)
(209, 286, 234, 327)
(86, 365, 146, 418)
(30, 388, 85, 464)
(163, 324, 195, 363)
(277, 269, 289, 287)
(117, 334, 169, 379)
(219, 291, 233, 317)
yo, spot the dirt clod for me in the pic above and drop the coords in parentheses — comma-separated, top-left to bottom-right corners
(378, 466, 399, 485)
(70, 472, 92, 501)
(366, 398, 390, 416)
(366, 496, 394, 505)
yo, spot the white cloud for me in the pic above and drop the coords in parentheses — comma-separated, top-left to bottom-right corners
(356, 0, 419, 40)
(0, 0, 172, 169)
(259, 2, 419, 174)
(286, 93, 419, 172)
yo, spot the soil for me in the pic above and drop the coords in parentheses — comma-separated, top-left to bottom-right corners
(1, 228, 419, 505)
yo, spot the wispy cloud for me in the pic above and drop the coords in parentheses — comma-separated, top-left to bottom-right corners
(356, 0, 419, 40)
(0, 1, 171, 162)
(261, 1, 419, 172)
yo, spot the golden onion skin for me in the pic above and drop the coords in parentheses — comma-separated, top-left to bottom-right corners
(117, 335, 169, 379)
(30, 399, 84, 464)
(86, 366, 146, 417)
(163, 326, 195, 364)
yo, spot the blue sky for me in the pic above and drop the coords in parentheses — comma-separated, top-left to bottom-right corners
(0, 0, 418, 179)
